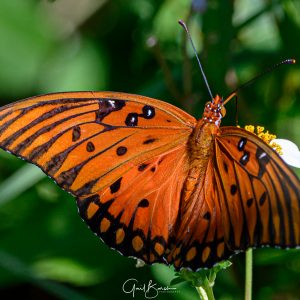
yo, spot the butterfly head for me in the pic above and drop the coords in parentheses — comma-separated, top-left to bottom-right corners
(203, 95, 226, 125)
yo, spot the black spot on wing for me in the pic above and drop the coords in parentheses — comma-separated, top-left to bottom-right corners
(238, 138, 247, 151)
(138, 199, 149, 208)
(223, 162, 228, 173)
(230, 184, 237, 195)
(256, 148, 270, 178)
(86, 141, 95, 152)
(72, 126, 81, 142)
(110, 177, 122, 194)
(111, 99, 126, 110)
(240, 151, 250, 165)
(203, 212, 211, 220)
(138, 163, 149, 171)
(143, 138, 156, 145)
(259, 192, 267, 206)
(96, 99, 126, 123)
(117, 146, 127, 156)
(142, 105, 155, 119)
(125, 113, 138, 126)
(246, 198, 253, 207)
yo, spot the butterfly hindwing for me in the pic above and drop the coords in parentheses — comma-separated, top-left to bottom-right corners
(167, 157, 234, 270)
(216, 126, 300, 249)
(77, 145, 190, 264)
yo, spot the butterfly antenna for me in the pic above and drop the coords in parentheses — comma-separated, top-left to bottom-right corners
(179, 20, 214, 102)
(224, 58, 296, 105)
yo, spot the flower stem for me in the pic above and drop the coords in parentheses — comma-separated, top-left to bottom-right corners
(195, 277, 215, 300)
(245, 249, 253, 300)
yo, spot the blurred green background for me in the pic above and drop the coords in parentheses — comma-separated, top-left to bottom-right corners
(0, 0, 299, 299)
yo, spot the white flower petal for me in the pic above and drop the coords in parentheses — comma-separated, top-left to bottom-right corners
(272, 139, 300, 168)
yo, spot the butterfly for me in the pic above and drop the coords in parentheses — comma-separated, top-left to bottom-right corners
(0, 91, 299, 271)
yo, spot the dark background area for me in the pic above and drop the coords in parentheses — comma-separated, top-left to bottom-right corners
(0, 0, 299, 299)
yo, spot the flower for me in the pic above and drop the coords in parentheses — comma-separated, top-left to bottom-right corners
(244, 125, 300, 168)
(271, 139, 300, 168)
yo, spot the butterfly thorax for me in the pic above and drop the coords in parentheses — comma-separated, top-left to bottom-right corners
(188, 95, 223, 164)
(182, 106, 221, 202)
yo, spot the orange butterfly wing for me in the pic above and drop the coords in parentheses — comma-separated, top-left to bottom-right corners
(0, 91, 196, 264)
(217, 127, 300, 248)
(1, 91, 300, 270)
(168, 126, 300, 270)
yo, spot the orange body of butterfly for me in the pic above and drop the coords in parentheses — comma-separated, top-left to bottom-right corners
(0, 91, 299, 271)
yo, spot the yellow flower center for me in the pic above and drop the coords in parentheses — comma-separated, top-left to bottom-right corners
(244, 125, 283, 155)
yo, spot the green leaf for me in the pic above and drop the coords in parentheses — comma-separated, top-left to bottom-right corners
(0, 250, 92, 300)
(0, 164, 45, 206)
(170, 276, 186, 286)
(33, 257, 103, 286)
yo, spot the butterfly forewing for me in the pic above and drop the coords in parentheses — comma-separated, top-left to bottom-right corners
(0, 92, 195, 196)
